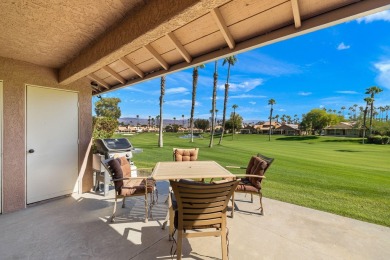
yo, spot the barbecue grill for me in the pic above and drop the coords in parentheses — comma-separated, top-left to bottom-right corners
(93, 138, 142, 194)
(95, 138, 134, 160)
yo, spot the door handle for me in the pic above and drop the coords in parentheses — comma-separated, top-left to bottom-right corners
(28, 149, 35, 153)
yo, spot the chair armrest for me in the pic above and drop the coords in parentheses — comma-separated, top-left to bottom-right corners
(226, 166, 247, 169)
(112, 176, 149, 181)
(234, 174, 266, 179)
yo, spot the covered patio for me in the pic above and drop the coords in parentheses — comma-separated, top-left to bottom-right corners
(1, 182, 389, 259)
(1, 1, 390, 259)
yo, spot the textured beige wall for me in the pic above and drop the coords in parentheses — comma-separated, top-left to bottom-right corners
(0, 57, 92, 213)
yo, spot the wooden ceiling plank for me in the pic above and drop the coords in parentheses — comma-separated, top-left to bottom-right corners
(167, 32, 192, 63)
(87, 74, 110, 89)
(120, 57, 145, 78)
(144, 44, 170, 70)
(291, 0, 302, 28)
(103, 65, 126, 84)
(211, 7, 235, 49)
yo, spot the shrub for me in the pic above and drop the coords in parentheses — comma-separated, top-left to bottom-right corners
(367, 135, 389, 145)
(93, 116, 118, 139)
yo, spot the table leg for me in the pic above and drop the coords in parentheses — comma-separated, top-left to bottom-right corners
(162, 191, 171, 230)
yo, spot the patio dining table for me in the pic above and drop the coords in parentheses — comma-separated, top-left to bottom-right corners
(151, 160, 235, 239)
(151, 160, 235, 181)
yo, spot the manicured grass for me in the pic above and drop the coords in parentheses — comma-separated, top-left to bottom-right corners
(115, 132, 390, 227)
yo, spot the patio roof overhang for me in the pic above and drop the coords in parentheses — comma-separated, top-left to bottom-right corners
(1, 0, 389, 95)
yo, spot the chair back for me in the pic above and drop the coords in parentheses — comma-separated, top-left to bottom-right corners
(244, 154, 274, 189)
(170, 180, 239, 230)
(101, 157, 132, 192)
(257, 153, 274, 173)
(173, 148, 199, 161)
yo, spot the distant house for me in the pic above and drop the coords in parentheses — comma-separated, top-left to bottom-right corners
(323, 122, 360, 137)
(254, 121, 281, 134)
(274, 124, 300, 135)
(240, 129, 251, 134)
(117, 126, 130, 133)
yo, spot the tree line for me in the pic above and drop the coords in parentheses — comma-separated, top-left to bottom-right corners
(93, 64, 388, 146)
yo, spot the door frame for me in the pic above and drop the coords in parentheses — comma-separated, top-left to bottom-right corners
(0, 80, 3, 213)
(25, 84, 80, 204)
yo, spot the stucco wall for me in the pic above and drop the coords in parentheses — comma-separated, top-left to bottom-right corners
(0, 57, 92, 213)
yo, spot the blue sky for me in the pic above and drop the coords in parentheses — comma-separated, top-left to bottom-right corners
(94, 10, 390, 122)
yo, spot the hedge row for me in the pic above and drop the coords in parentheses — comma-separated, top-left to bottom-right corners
(367, 135, 390, 145)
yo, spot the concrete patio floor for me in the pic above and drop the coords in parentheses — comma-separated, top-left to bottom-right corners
(1, 181, 389, 260)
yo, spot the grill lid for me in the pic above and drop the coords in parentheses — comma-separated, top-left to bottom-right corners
(95, 138, 133, 152)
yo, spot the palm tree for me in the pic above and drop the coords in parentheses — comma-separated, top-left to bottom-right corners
(209, 61, 218, 148)
(232, 104, 238, 140)
(386, 105, 390, 121)
(219, 55, 237, 145)
(294, 114, 298, 124)
(379, 106, 385, 121)
(148, 115, 151, 128)
(281, 114, 286, 123)
(365, 86, 383, 135)
(268, 99, 276, 141)
(274, 114, 279, 123)
(362, 97, 373, 144)
(353, 104, 358, 120)
(158, 76, 165, 147)
(136, 115, 139, 127)
(182, 114, 185, 127)
(190, 64, 205, 142)
(341, 106, 346, 117)
(173, 117, 176, 126)
(156, 115, 160, 128)
(215, 109, 219, 125)
(286, 115, 291, 124)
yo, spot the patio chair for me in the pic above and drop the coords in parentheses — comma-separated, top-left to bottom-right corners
(172, 147, 199, 161)
(172, 147, 203, 182)
(227, 153, 274, 216)
(101, 157, 156, 223)
(169, 179, 239, 260)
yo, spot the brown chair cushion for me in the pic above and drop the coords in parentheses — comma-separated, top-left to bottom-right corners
(108, 158, 123, 191)
(245, 156, 268, 189)
(120, 179, 155, 196)
(174, 149, 198, 161)
(236, 178, 260, 193)
(118, 157, 132, 177)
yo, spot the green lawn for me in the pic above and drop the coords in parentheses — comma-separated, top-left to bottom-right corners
(115, 132, 390, 227)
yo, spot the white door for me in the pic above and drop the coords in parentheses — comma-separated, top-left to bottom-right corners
(0, 81, 2, 213)
(26, 86, 78, 204)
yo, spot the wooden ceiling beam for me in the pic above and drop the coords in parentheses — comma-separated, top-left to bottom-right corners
(87, 74, 110, 89)
(59, 0, 227, 85)
(211, 7, 235, 49)
(144, 44, 170, 70)
(167, 32, 192, 63)
(120, 57, 145, 78)
(291, 0, 302, 28)
(92, 0, 390, 96)
(103, 65, 126, 84)
(91, 85, 100, 93)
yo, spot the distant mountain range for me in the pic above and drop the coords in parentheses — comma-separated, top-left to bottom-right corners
(119, 117, 264, 126)
(119, 117, 188, 126)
